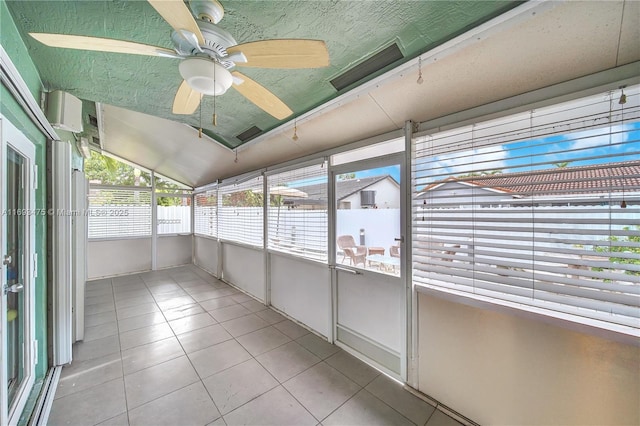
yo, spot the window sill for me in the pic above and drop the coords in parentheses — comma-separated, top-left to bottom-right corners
(193, 233, 217, 240)
(88, 235, 151, 242)
(267, 248, 328, 266)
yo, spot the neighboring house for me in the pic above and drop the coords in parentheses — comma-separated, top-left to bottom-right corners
(418, 161, 640, 207)
(284, 175, 401, 209)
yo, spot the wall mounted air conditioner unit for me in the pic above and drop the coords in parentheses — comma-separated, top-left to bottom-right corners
(46, 90, 83, 133)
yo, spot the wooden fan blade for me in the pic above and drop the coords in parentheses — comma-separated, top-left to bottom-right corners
(29, 33, 176, 57)
(231, 71, 292, 120)
(228, 39, 329, 69)
(172, 80, 201, 115)
(147, 0, 205, 45)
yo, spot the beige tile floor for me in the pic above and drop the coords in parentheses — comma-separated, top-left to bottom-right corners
(48, 265, 463, 426)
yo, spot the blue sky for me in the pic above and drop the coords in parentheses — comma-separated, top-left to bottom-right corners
(289, 120, 639, 186)
(352, 165, 401, 182)
(415, 120, 640, 180)
(502, 121, 640, 173)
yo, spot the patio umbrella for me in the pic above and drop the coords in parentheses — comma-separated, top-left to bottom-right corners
(267, 186, 308, 239)
(268, 186, 309, 198)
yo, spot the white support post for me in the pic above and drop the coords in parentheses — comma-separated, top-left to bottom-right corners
(71, 170, 87, 342)
(191, 192, 195, 265)
(404, 120, 418, 387)
(263, 175, 270, 305)
(151, 171, 157, 270)
(327, 158, 337, 343)
(51, 139, 73, 365)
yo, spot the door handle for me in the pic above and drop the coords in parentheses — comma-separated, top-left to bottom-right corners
(4, 283, 24, 294)
(394, 236, 404, 243)
(334, 266, 362, 275)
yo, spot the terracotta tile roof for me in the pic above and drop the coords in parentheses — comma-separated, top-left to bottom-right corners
(423, 160, 640, 196)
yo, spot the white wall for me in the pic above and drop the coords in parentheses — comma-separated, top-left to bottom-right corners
(87, 238, 151, 279)
(341, 178, 400, 209)
(222, 242, 265, 301)
(270, 253, 330, 337)
(88, 235, 192, 279)
(157, 235, 192, 269)
(417, 292, 640, 425)
(194, 235, 219, 277)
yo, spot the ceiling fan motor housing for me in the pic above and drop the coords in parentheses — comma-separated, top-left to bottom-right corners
(189, 0, 225, 24)
(198, 21, 238, 68)
(171, 19, 238, 70)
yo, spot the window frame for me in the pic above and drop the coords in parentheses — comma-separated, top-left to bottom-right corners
(87, 184, 153, 240)
(411, 86, 640, 337)
(265, 161, 329, 263)
(217, 174, 265, 248)
(156, 192, 192, 236)
(193, 188, 218, 238)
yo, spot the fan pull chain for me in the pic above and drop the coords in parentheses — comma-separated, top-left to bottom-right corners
(212, 61, 218, 126)
(213, 92, 218, 126)
(198, 93, 203, 138)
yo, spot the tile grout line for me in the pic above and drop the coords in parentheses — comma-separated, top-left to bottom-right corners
(84, 267, 431, 426)
(113, 273, 196, 417)
(110, 276, 132, 426)
(141, 272, 225, 424)
(170, 270, 316, 423)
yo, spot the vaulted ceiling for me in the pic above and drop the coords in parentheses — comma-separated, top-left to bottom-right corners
(5, 0, 517, 148)
(5, 1, 640, 187)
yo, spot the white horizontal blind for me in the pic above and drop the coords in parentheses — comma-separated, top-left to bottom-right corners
(412, 86, 640, 330)
(88, 185, 152, 238)
(194, 190, 217, 237)
(267, 163, 328, 262)
(218, 176, 264, 246)
(157, 195, 191, 234)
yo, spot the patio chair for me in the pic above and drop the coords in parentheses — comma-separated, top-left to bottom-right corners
(390, 245, 400, 258)
(337, 235, 367, 266)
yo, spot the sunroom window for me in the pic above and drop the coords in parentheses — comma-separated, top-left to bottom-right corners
(266, 162, 328, 262)
(412, 86, 640, 332)
(218, 175, 264, 247)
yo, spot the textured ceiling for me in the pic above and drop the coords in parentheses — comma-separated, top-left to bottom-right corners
(5, 0, 518, 148)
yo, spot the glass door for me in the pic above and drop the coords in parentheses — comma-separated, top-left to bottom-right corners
(1, 117, 36, 426)
(331, 153, 406, 379)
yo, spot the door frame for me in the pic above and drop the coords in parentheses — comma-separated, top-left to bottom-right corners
(329, 151, 407, 380)
(0, 115, 37, 426)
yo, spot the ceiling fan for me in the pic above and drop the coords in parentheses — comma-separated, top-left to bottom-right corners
(29, 0, 330, 120)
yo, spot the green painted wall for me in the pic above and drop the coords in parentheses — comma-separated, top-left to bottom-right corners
(1, 0, 49, 422)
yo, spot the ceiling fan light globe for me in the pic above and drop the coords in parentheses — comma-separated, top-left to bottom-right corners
(179, 58, 232, 96)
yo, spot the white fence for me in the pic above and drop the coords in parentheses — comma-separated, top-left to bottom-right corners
(89, 205, 191, 238)
(158, 205, 191, 234)
(219, 208, 400, 259)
